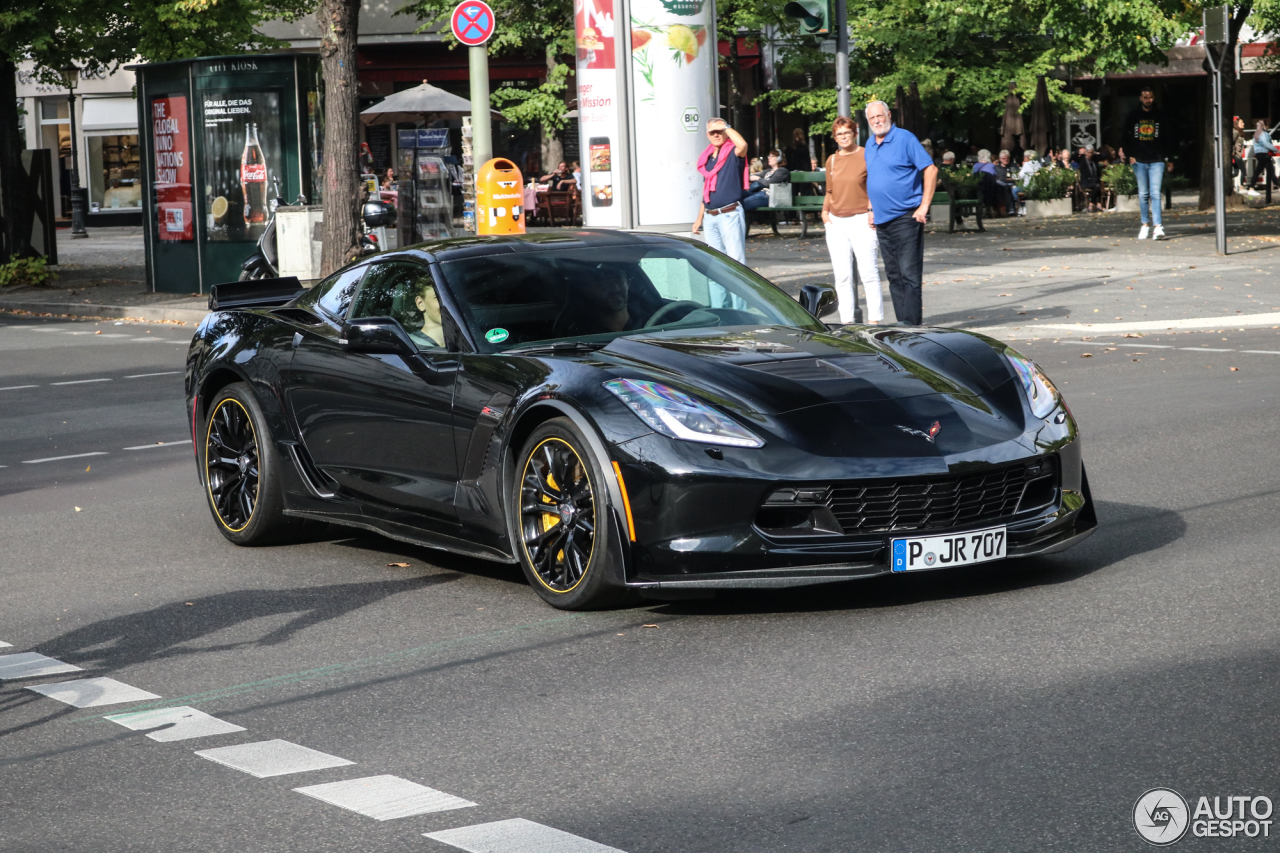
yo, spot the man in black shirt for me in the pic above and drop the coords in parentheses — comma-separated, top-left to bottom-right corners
(1119, 86, 1173, 240)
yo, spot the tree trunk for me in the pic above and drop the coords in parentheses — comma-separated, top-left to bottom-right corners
(540, 47, 563, 175)
(317, 0, 362, 277)
(1200, 7, 1249, 210)
(727, 35, 743, 129)
(0, 58, 31, 264)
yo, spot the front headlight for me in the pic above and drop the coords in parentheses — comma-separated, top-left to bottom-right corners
(1004, 348, 1061, 420)
(603, 378, 764, 448)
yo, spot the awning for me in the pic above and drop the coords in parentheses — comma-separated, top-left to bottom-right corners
(81, 97, 139, 133)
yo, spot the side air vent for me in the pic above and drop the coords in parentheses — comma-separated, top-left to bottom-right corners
(283, 441, 338, 499)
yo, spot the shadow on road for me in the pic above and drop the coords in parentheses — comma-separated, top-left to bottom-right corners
(31, 573, 459, 672)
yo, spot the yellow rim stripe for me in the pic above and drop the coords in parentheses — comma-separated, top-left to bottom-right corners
(205, 398, 256, 534)
(611, 461, 636, 542)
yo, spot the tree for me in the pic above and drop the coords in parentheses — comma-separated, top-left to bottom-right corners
(0, 0, 312, 264)
(402, 0, 574, 169)
(315, 0, 362, 275)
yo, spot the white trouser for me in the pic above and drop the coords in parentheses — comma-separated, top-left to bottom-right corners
(824, 212, 883, 323)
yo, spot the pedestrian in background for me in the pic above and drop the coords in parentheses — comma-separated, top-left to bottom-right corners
(786, 128, 813, 195)
(742, 150, 790, 212)
(1251, 120, 1278, 191)
(1232, 117, 1247, 189)
(1077, 145, 1102, 212)
(1119, 85, 1173, 240)
(863, 100, 937, 326)
(691, 118, 749, 263)
(821, 116, 883, 325)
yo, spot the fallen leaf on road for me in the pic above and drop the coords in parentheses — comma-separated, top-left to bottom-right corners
(94, 330, 102, 335)
(998, 293, 1013, 297)
(642, 624, 659, 629)
(185, 602, 194, 606)
(1081, 353, 1093, 358)
(387, 562, 410, 568)
(74, 507, 81, 512)
(1124, 333, 1143, 338)
(1039, 265, 1051, 271)
(85, 465, 90, 472)
(1230, 367, 1240, 371)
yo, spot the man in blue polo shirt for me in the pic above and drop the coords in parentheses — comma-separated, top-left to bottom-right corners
(863, 100, 937, 325)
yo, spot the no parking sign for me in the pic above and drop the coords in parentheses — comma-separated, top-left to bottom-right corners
(451, 1, 496, 46)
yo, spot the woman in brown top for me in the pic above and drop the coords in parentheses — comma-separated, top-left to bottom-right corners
(821, 116, 883, 323)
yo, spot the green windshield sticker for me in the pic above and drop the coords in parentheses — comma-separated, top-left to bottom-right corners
(485, 328, 509, 344)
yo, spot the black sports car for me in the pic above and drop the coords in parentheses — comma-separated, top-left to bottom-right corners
(186, 231, 1095, 609)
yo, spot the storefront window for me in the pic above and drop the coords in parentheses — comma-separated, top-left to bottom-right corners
(87, 135, 142, 211)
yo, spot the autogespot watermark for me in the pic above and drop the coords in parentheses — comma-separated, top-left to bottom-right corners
(1133, 787, 1274, 845)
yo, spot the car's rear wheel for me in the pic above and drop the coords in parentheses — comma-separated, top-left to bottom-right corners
(202, 383, 294, 545)
(512, 419, 631, 610)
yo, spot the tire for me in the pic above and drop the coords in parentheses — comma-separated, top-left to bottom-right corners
(202, 382, 297, 545)
(511, 418, 632, 610)
(238, 265, 267, 281)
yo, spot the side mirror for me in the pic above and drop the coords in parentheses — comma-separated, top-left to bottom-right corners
(341, 316, 416, 356)
(798, 284, 837, 320)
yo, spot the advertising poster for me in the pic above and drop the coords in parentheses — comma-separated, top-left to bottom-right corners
(575, 0, 622, 226)
(151, 95, 193, 242)
(629, 0, 715, 227)
(200, 91, 282, 242)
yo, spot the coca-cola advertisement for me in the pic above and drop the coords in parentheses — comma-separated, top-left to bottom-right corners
(199, 91, 282, 242)
(151, 95, 193, 242)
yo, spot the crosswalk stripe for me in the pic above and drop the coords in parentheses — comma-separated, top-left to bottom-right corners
(295, 775, 475, 821)
(106, 706, 246, 742)
(0, 652, 83, 680)
(27, 677, 160, 708)
(426, 818, 628, 853)
(195, 739, 354, 778)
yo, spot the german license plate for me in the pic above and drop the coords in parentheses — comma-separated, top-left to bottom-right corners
(891, 526, 1006, 572)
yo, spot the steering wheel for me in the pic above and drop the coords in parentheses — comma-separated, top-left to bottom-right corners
(644, 300, 704, 328)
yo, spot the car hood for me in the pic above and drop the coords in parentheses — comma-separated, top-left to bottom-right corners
(593, 326, 1028, 458)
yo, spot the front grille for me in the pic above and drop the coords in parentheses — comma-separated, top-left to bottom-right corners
(828, 462, 1037, 534)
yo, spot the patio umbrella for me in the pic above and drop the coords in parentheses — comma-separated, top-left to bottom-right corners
(1000, 82, 1024, 153)
(360, 81, 503, 125)
(1027, 75, 1053, 156)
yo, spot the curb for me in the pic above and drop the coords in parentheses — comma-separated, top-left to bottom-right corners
(0, 299, 208, 326)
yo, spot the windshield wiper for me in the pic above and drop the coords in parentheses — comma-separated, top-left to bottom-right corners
(504, 341, 610, 355)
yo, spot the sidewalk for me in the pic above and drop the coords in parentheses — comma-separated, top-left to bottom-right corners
(0, 226, 206, 325)
(5, 207, 1278, 340)
(746, 200, 1280, 340)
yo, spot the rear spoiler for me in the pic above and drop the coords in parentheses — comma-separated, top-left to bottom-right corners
(209, 276, 305, 311)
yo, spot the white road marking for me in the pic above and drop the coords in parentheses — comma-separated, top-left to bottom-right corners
(95, 334, 130, 338)
(124, 371, 183, 379)
(0, 641, 11, 648)
(426, 819, 628, 853)
(0, 652, 83, 680)
(123, 440, 192, 450)
(27, 677, 160, 707)
(1242, 350, 1280, 354)
(64, 331, 97, 335)
(294, 775, 475, 821)
(195, 739, 354, 778)
(0, 385, 38, 391)
(50, 378, 111, 385)
(106, 706, 246, 742)
(1059, 340, 1112, 346)
(22, 452, 109, 464)
(1181, 347, 1233, 352)
(1119, 344, 1173, 348)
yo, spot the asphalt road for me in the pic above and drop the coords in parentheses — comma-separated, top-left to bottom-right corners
(1, 313, 1278, 852)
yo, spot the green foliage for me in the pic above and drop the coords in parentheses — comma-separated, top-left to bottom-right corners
(1023, 165, 1077, 201)
(491, 63, 573, 131)
(0, 256, 55, 287)
(754, 87, 839, 135)
(1102, 163, 1138, 197)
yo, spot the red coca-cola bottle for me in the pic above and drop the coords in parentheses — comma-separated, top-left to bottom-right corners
(241, 123, 267, 224)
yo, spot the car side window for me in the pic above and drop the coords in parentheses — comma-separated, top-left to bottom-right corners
(639, 256, 739, 310)
(350, 261, 447, 351)
(293, 265, 367, 322)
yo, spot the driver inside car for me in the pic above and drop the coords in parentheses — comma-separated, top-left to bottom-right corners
(410, 282, 446, 348)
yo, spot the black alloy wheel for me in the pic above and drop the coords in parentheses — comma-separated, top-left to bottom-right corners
(519, 436, 597, 593)
(205, 396, 260, 532)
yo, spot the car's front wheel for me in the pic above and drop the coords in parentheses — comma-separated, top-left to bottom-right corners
(512, 418, 631, 610)
(202, 383, 295, 545)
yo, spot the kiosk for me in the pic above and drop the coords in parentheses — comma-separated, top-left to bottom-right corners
(132, 54, 323, 293)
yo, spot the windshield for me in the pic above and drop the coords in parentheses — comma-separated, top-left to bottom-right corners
(436, 240, 824, 351)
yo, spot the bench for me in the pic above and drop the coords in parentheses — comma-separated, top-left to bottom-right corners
(746, 171, 827, 238)
(936, 175, 986, 232)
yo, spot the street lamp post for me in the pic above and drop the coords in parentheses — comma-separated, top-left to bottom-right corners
(62, 64, 88, 239)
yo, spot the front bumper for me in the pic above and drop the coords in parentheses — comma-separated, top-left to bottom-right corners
(613, 432, 1096, 590)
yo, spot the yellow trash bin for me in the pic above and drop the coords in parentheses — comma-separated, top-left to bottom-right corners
(475, 158, 526, 235)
